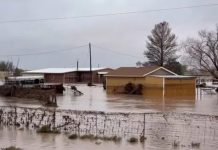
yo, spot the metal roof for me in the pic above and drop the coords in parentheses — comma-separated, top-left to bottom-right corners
(106, 66, 177, 77)
(150, 75, 196, 79)
(8, 76, 44, 81)
(24, 68, 105, 74)
(97, 71, 109, 75)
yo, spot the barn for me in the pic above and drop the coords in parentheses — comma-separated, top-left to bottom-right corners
(106, 66, 196, 99)
(23, 68, 113, 84)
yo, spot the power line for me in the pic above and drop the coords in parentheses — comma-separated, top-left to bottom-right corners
(0, 3, 218, 24)
(0, 44, 143, 59)
(92, 44, 144, 59)
(0, 44, 88, 57)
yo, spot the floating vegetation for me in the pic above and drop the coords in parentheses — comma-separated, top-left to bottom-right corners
(127, 137, 138, 143)
(68, 134, 121, 143)
(80, 134, 96, 140)
(100, 136, 122, 142)
(37, 125, 60, 134)
(1, 146, 22, 150)
(37, 125, 51, 133)
(68, 134, 78, 139)
(191, 142, 200, 148)
(172, 140, 180, 148)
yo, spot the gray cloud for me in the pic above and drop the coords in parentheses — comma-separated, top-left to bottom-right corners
(0, 0, 217, 69)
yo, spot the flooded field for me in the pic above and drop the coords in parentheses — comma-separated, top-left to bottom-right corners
(0, 126, 158, 150)
(0, 84, 217, 114)
(1, 109, 218, 150)
(0, 84, 218, 150)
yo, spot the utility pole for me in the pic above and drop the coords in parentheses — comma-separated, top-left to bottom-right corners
(89, 42, 93, 85)
(15, 58, 20, 76)
(76, 60, 79, 71)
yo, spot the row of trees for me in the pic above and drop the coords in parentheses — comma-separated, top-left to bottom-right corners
(0, 61, 23, 76)
(139, 21, 218, 78)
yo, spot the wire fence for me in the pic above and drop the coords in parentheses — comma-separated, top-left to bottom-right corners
(0, 106, 218, 148)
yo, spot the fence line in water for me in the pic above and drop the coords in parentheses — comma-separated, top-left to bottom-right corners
(0, 106, 218, 148)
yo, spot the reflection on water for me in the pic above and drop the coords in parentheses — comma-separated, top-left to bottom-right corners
(0, 84, 217, 114)
(0, 84, 218, 150)
(0, 126, 153, 150)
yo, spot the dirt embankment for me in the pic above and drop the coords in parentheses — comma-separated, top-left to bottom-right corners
(14, 87, 55, 101)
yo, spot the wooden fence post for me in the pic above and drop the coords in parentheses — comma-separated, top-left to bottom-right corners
(96, 113, 98, 136)
(53, 111, 56, 129)
(14, 107, 17, 125)
(143, 113, 146, 138)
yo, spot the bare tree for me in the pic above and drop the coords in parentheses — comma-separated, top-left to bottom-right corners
(184, 25, 218, 79)
(144, 21, 177, 66)
(136, 61, 143, 67)
(0, 61, 14, 72)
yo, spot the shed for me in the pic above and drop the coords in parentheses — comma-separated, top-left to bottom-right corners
(106, 66, 196, 99)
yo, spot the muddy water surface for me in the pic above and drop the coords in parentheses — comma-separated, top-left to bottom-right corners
(0, 84, 217, 114)
(0, 126, 159, 150)
(0, 84, 218, 150)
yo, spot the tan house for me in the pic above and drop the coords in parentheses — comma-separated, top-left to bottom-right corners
(106, 66, 196, 99)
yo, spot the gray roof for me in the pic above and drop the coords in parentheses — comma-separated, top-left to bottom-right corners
(24, 68, 105, 74)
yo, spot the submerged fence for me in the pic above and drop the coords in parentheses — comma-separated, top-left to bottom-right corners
(0, 106, 218, 148)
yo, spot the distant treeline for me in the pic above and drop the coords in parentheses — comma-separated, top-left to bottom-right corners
(0, 61, 23, 76)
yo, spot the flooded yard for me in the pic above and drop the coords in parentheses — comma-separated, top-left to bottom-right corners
(0, 84, 217, 114)
(0, 84, 218, 150)
(1, 110, 218, 150)
(0, 126, 159, 150)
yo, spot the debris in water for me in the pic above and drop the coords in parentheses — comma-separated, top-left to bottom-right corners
(71, 86, 83, 96)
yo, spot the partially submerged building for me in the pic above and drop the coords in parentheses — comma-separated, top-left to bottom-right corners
(23, 68, 112, 84)
(106, 66, 196, 99)
(188, 69, 218, 87)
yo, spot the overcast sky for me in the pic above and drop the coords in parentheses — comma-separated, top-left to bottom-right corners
(0, 0, 217, 70)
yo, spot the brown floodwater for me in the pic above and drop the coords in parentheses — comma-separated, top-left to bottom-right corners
(0, 84, 218, 150)
(0, 126, 150, 150)
(0, 84, 217, 114)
